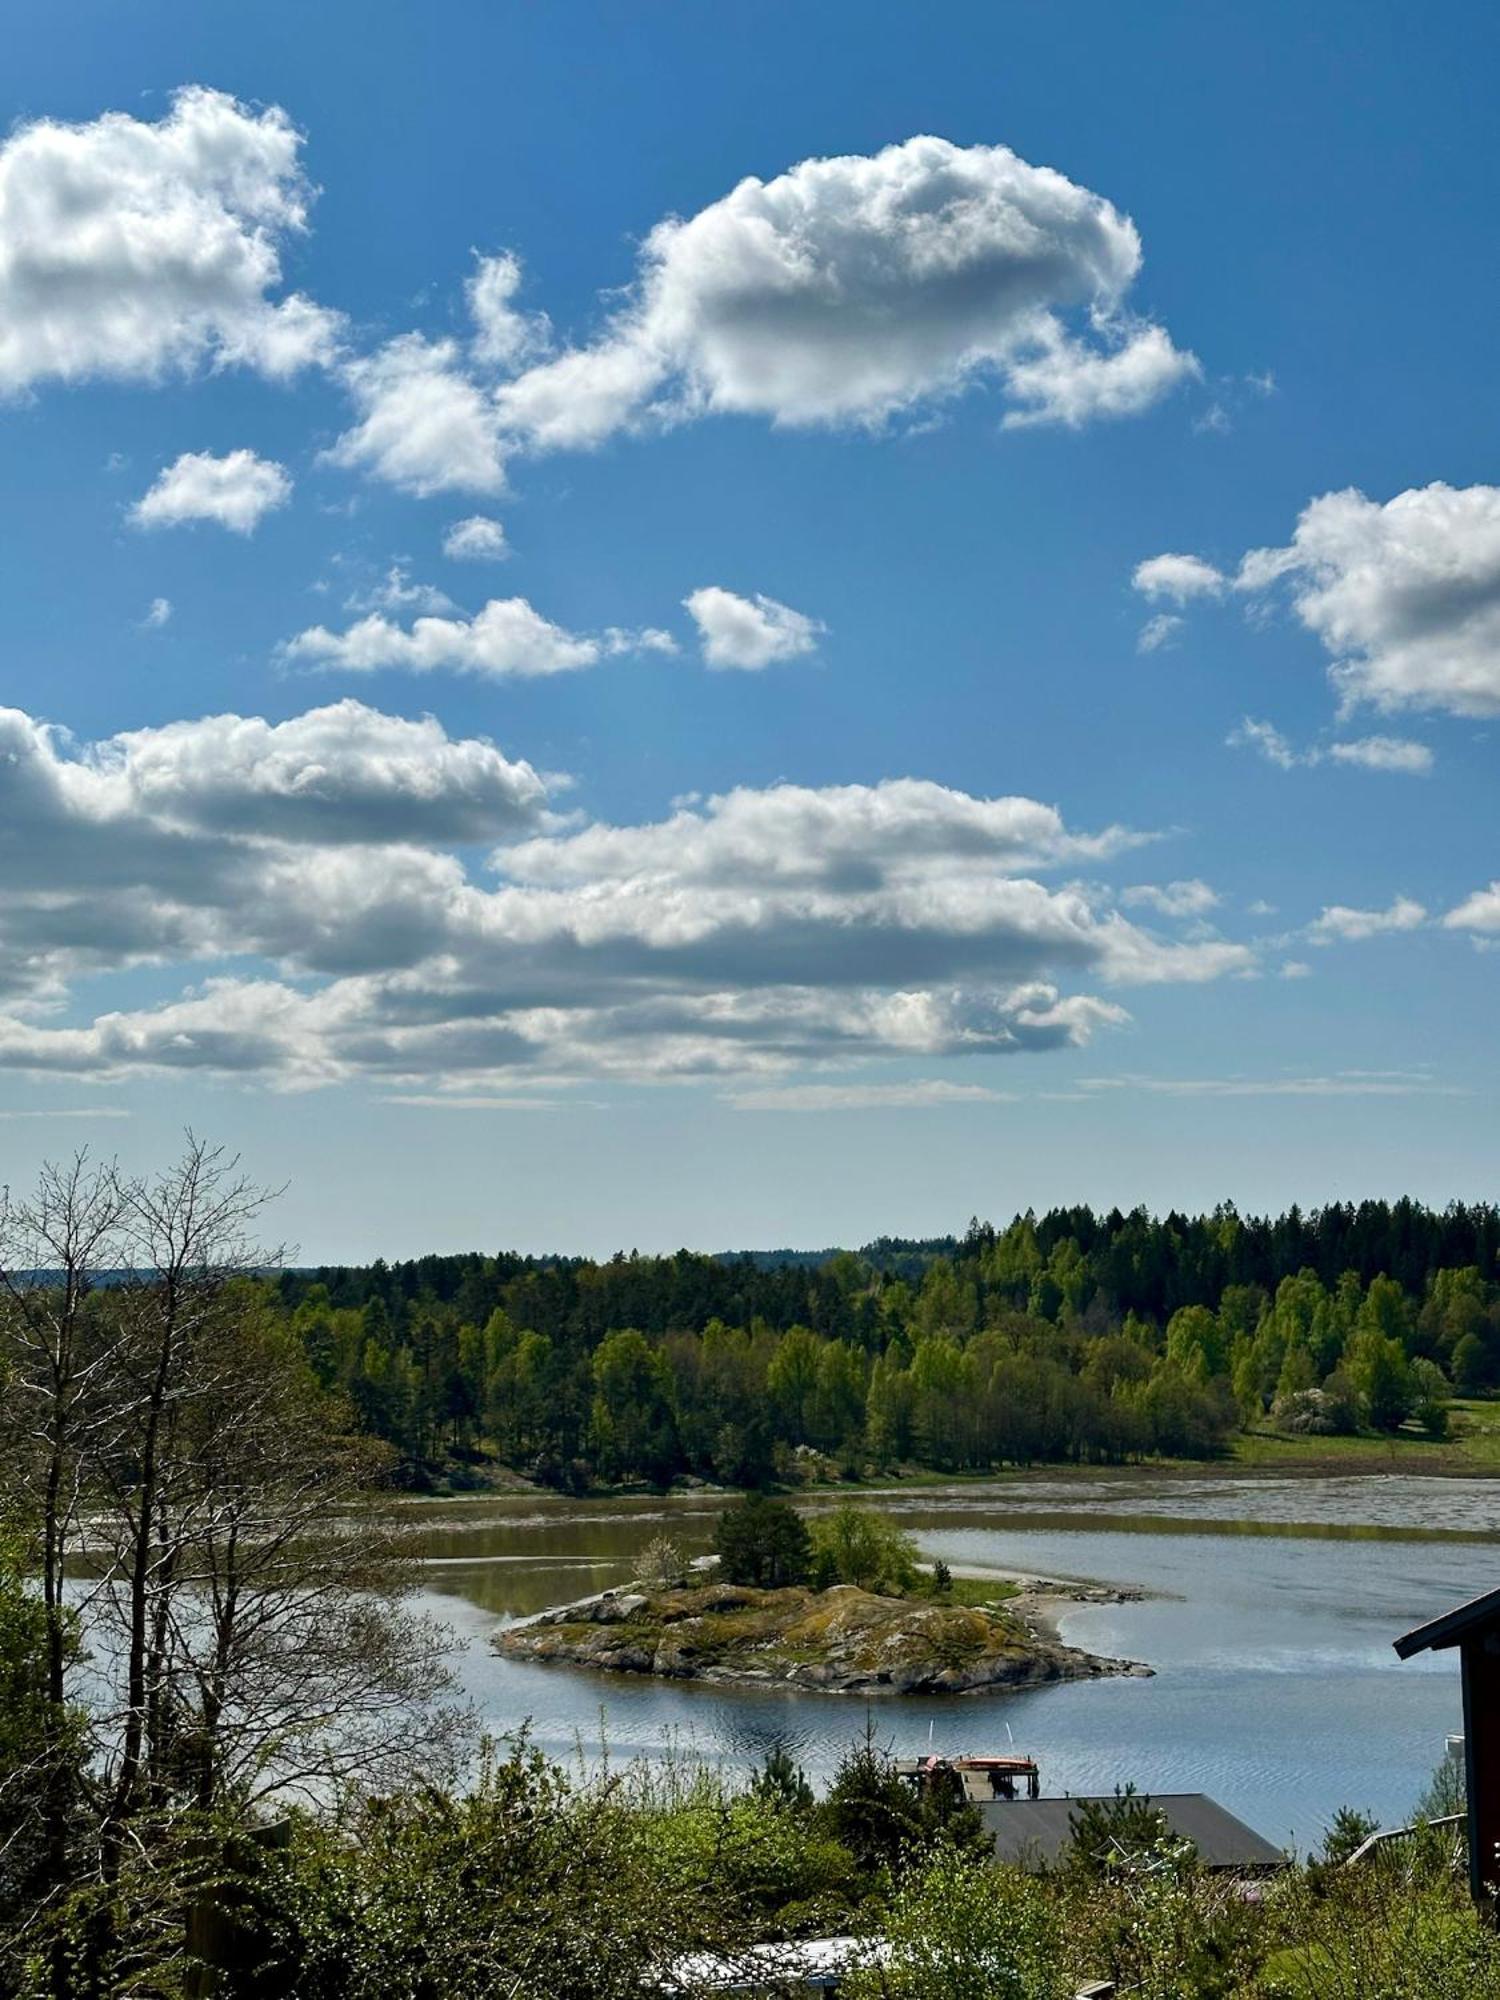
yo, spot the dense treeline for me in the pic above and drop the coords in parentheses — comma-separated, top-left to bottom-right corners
(274, 1199, 1500, 1487)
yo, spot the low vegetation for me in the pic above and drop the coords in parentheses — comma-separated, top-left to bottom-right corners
(1, 1701, 1489, 1998)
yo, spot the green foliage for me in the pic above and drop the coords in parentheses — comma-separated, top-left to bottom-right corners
(748, 1743, 816, 1815)
(1260, 1867, 1500, 1999)
(213, 1742, 738, 2000)
(272, 1201, 1500, 1487)
(643, 1771, 853, 1932)
(1415, 1745, 1466, 1823)
(1346, 1330, 1412, 1431)
(713, 1495, 812, 1588)
(807, 1504, 919, 1594)
(1064, 1787, 1175, 1881)
(817, 1728, 986, 1882)
(1410, 1357, 1452, 1439)
(1067, 1850, 1262, 2000)
(1320, 1805, 1381, 1866)
(0, 1538, 84, 1930)
(854, 1848, 1068, 2000)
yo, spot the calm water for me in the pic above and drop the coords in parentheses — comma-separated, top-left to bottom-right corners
(403, 1474, 1500, 1854)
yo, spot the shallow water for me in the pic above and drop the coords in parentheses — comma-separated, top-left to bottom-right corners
(404, 1474, 1499, 1853)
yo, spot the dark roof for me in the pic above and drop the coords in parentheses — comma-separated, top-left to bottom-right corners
(1394, 1584, 1500, 1659)
(979, 1795, 1285, 1871)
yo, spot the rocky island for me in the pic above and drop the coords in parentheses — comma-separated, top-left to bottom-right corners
(494, 1577, 1143, 1695)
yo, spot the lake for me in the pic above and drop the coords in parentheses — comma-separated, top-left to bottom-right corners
(403, 1473, 1500, 1854)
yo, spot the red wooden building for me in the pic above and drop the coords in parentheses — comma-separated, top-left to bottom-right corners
(1395, 1584, 1500, 1907)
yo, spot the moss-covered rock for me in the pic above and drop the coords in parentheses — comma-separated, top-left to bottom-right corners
(494, 1581, 1140, 1694)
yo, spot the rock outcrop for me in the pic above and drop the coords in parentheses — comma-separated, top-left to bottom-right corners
(494, 1581, 1146, 1695)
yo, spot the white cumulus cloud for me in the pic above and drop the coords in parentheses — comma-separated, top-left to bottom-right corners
(284, 598, 602, 679)
(0, 712, 1249, 1088)
(1307, 896, 1427, 944)
(443, 515, 509, 561)
(0, 85, 340, 394)
(466, 251, 549, 369)
(326, 335, 507, 496)
(492, 134, 1196, 450)
(1326, 735, 1434, 775)
(1444, 884, 1500, 935)
(1132, 553, 1227, 603)
(131, 448, 292, 534)
(1159, 484, 1500, 718)
(684, 586, 822, 669)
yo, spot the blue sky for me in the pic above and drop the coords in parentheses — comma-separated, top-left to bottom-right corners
(3, 1, 1498, 1257)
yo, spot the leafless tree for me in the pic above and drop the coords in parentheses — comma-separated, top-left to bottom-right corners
(0, 1152, 128, 1886)
(0, 1136, 470, 1967)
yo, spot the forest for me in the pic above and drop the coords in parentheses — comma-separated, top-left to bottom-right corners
(275, 1198, 1500, 1487)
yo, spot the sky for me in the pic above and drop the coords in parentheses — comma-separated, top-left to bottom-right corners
(2, 0, 1499, 1259)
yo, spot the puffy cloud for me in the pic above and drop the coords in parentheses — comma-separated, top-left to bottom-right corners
(0, 711, 1249, 1086)
(493, 134, 1196, 449)
(1444, 884, 1500, 935)
(683, 586, 822, 669)
(131, 448, 292, 534)
(0, 86, 340, 394)
(1132, 553, 1227, 603)
(1307, 896, 1427, 944)
(87, 700, 548, 843)
(285, 598, 601, 678)
(1001, 321, 1199, 429)
(143, 597, 173, 630)
(492, 777, 1136, 889)
(1165, 484, 1500, 718)
(1244, 484, 1500, 714)
(443, 515, 509, 561)
(1326, 735, 1433, 775)
(326, 335, 507, 495)
(466, 251, 549, 369)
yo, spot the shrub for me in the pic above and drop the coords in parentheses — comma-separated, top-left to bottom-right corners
(818, 1727, 986, 1882)
(635, 1534, 687, 1589)
(807, 1504, 919, 1594)
(1409, 1357, 1451, 1440)
(854, 1847, 1068, 2000)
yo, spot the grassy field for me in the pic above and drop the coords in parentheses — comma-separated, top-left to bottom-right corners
(1228, 1399, 1500, 1475)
